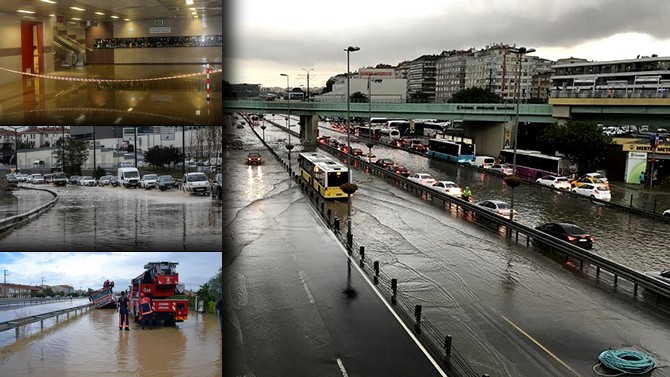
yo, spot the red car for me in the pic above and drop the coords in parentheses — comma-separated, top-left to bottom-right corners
(388, 164, 410, 177)
(350, 148, 364, 156)
(374, 158, 394, 168)
(247, 153, 262, 165)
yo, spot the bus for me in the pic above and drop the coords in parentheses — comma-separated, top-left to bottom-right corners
(426, 138, 475, 163)
(498, 149, 573, 179)
(297, 152, 350, 199)
(378, 128, 401, 144)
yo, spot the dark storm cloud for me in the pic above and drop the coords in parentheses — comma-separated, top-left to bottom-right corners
(237, 0, 670, 67)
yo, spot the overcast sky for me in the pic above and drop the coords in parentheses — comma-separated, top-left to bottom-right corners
(0, 252, 222, 293)
(227, 0, 670, 88)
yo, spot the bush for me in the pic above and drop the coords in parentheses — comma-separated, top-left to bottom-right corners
(206, 301, 216, 314)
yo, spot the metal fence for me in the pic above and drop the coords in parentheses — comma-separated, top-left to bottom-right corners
(0, 187, 58, 233)
(0, 303, 92, 339)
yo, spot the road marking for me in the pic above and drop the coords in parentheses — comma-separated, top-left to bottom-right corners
(497, 313, 582, 377)
(298, 271, 315, 304)
(336, 358, 349, 377)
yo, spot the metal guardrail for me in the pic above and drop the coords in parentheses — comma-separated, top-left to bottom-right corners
(0, 303, 92, 338)
(0, 297, 72, 308)
(0, 187, 58, 232)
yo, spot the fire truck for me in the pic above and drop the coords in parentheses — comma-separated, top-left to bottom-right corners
(129, 262, 188, 326)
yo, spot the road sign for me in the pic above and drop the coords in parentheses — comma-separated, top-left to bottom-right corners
(161, 126, 176, 140)
(123, 127, 135, 141)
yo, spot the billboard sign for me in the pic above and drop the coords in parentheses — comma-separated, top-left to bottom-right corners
(161, 127, 176, 140)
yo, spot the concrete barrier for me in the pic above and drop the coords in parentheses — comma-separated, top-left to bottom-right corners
(0, 187, 58, 233)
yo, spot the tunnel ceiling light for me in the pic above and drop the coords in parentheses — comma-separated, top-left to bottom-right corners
(17, 10, 35, 14)
(95, 12, 105, 15)
(110, 15, 119, 18)
(71, 17, 81, 20)
(193, 15, 198, 18)
(124, 18, 130, 21)
(70, 7, 85, 11)
(185, 0, 194, 5)
(40, 0, 57, 4)
(189, 7, 196, 10)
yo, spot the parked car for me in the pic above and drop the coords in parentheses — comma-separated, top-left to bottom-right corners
(374, 158, 394, 168)
(30, 174, 45, 184)
(69, 175, 81, 185)
(387, 164, 410, 177)
(572, 183, 611, 201)
(535, 222, 594, 249)
(98, 175, 114, 186)
(328, 139, 340, 148)
(536, 175, 571, 190)
(109, 176, 121, 187)
(157, 175, 176, 191)
(408, 173, 436, 186)
(490, 164, 514, 176)
(232, 139, 243, 150)
(140, 174, 159, 189)
(6, 174, 18, 186)
(477, 200, 517, 219)
(211, 173, 223, 200)
(182, 172, 210, 196)
(78, 176, 96, 186)
(247, 153, 262, 165)
(469, 156, 496, 169)
(432, 181, 463, 198)
(52, 172, 67, 186)
(571, 176, 609, 190)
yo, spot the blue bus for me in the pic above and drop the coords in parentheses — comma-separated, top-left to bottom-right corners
(427, 138, 475, 163)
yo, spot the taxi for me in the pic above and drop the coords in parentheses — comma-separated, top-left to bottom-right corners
(571, 176, 609, 190)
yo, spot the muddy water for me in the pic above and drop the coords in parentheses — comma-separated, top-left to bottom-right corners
(0, 308, 222, 377)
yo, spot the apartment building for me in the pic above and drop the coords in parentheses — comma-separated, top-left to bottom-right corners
(407, 55, 440, 102)
(436, 50, 470, 102)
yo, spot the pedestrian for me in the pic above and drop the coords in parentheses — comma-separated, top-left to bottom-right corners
(216, 296, 223, 335)
(110, 281, 114, 290)
(139, 293, 153, 330)
(640, 171, 646, 186)
(117, 291, 130, 331)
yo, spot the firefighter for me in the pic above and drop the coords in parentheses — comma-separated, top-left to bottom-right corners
(139, 293, 154, 330)
(117, 291, 130, 331)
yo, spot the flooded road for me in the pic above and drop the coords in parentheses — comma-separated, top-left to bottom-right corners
(0, 185, 222, 251)
(0, 307, 222, 377)
(0, 298, 87, 323)
(230, 118, 670, 377)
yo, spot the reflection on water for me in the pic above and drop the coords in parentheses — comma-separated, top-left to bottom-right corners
(0, 308, 221, 377)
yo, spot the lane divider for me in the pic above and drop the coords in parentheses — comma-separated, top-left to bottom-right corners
(0, 66, 222, 83)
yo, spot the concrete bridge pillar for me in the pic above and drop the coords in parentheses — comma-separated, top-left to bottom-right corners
(463, 121, 507, 158)
(300, 115, 318, 151)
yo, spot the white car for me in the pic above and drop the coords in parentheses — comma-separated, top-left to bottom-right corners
(182, 172, 211, 195)
(490, 164, 513, 176)
(78, 176, 96, 186)
(30, 174, 45, 184)
(536, 175, 571, 190)
(408, 173, 436, 186)
(140, 174, 159, 189)
(432, 180, 462, 198)
(477, 200, 518, 219)
(662, 209, 670, 217)
(572, 183, 611, 201)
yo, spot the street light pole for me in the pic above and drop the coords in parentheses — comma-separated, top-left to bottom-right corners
(280, 73, 293, 168)
(345, 46, 360, 243)
(302, 68, 313, 100)
(508, 46, 535, 222)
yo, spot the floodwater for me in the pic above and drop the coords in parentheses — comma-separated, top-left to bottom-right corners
(0, 185, 222, 251)
(0, 190, 54, 219)
(0, 307, 222, 377)
(227, 118, 670, 377)
(0, 64, 222, 125)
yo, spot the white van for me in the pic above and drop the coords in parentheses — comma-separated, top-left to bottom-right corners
(379, 128, 400, 144)
(469, 156, 496, 169)
(118, 167, 140, 188)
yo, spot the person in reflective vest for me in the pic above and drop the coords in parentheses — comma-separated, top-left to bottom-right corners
(139, 293, 154, 330)
(117, 291, 130, 331)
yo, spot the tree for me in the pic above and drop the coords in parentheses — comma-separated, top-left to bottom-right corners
(350, 91, 368, 103)
(94, 166, 107, 180)
(538, 121, 614, 173)
(448, 87, 502, 103)
(321, 77, 337, 94)
(51, 136, 89, 176)
(144, 145, 185, 168)
(208, 267, 222, 299)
